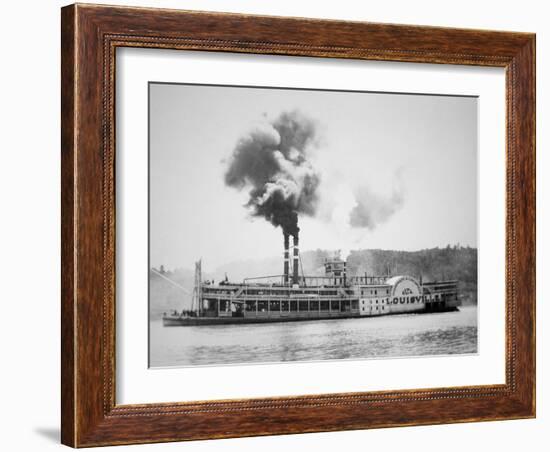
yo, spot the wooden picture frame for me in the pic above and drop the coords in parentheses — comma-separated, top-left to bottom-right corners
(61, 3, 535, 447)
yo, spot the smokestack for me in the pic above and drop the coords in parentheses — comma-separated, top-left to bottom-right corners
(283, 233, 290, 285)
(343, 260, 347, 286)
(293, 233, 299, 285)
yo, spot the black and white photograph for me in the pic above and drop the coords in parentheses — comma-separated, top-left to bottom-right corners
(148, 82, 478, 368)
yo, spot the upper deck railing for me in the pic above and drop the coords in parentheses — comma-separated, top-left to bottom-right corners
(240, 274, 392, 287)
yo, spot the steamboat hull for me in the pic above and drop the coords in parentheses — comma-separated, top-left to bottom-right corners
(162, 305, 459, 327)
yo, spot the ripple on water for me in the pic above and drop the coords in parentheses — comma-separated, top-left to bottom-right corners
(150, 306, 478, 367)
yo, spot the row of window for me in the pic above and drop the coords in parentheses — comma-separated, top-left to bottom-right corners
(362, 299, 387, 305)
(361, 306, 386, 312)
(360, 288, 390, 296)
(216, 295, 446, 312)
(242, 300, 360, 312)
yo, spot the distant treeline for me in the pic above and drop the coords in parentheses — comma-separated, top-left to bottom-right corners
(149, 245, 478, 319)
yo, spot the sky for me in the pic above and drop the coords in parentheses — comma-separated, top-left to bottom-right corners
(149, 83, 477, 271)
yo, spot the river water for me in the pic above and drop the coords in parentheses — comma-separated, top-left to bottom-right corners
(149, 306, 477, 367)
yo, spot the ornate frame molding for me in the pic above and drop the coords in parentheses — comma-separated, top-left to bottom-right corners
(61, 4, 535, 447)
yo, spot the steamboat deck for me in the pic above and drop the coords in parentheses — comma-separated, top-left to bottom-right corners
(162, 255, 460, 326)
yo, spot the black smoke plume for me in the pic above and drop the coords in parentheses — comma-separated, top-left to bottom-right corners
(224, 111, 320, 236)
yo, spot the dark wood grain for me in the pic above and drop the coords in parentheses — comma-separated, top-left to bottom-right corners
(60, 5, 76, 447)
(61, 3, 536, 447)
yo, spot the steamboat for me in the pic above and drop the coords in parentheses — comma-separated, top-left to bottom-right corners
(162, 232, 460, 327)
